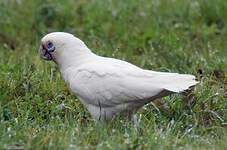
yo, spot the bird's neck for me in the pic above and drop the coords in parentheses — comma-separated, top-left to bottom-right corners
(56, 45, 96, 72)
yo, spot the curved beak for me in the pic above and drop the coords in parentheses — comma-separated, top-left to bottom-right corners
(39, 44, 53, 61)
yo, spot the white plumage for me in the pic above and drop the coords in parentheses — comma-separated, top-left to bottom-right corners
(39, 32, 198, 121)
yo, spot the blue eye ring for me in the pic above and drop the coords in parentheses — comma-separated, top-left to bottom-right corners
(47, 41, 55, 52)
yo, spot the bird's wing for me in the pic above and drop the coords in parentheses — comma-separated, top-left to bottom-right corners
(68, 58, 198, 107)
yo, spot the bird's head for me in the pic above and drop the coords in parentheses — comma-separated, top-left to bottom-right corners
(39, 32, 78, 62)
(39, 32, 91, 66)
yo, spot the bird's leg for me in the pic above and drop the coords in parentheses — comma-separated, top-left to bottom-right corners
(132, 114, 141, 131)
(98, 100, 102, 121)
(122, 110, 141, 130)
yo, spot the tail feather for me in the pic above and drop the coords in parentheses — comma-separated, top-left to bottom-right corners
(155, 74, 198, 93)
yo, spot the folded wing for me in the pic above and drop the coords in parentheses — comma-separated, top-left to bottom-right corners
(69, 58, 198, 107)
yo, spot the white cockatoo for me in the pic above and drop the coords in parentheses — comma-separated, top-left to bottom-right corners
(39, 32, 198, 121)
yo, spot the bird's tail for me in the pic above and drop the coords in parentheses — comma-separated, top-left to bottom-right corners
(155, 73, 198, 93)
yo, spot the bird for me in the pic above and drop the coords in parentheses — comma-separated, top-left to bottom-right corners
(39, 32, 198, 121)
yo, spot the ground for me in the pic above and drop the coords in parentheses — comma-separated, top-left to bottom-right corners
(0, 0, 227, 149)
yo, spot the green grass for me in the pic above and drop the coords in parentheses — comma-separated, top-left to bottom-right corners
(0, 0, 227, 149)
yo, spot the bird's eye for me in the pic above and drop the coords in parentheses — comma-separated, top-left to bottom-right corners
(47, 42, 55, 52)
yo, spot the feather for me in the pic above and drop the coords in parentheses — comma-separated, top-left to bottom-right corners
(40, 32, 199, 121)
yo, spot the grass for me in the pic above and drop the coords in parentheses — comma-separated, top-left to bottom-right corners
(0, 0, 227, 149)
